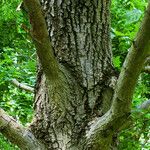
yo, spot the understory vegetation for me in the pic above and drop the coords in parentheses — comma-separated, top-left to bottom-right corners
(0, 0, 149, 149)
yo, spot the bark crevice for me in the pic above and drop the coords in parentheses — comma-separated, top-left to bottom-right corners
(30, 0, 116, 149)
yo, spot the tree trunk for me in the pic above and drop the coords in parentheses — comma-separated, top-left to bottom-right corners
(1, 0, 149, 149)
(30, 0, 117, 149)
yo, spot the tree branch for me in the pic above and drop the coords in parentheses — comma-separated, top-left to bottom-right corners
(11, 79, 34, 93)
(138, 99, 150, 110)
(23, 0, 59, 80)
(85, 1, 150, 147)
(143, 57, 150, 73)
(111, 1, 150, 115)
(0, 108, 46, 150)
(143, 65, 150, 73)
(145, 56, 150, 64)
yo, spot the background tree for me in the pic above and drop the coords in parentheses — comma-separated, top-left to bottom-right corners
(0, 0, 149, 149)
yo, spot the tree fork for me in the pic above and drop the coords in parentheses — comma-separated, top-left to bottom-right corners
(0, 0, 150, 149)
(84, 1, 150, 148)
(23, 0, 59, 81)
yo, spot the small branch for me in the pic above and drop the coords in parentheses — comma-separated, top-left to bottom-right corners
(138, 100, 150, 110)
(145, 56, 150, 64)
(143, 66, 150, 73)
(143, 57, 150, 73)
(85, 2, 150, 147)
(111, 1, 150, 115)
(0, 108, 46, 150)
(23, 0, 59, 80)
(11, 79, 34, 93)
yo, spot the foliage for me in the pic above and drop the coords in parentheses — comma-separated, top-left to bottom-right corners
(118, 109, 150, 150)
(111, 0, 150, 149)
(0, 0, 35, 148)
(118, 74, 150, 150)
(111, 0, 147, 69)
(0, 134, 19, 150)
(0, 0, 149, 149)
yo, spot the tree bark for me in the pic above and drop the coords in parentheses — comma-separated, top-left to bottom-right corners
(0, 0, 149, 149)
(11, 79, 34, 93)
(0, 109, 45, 150)
(30, 0, 117, 149)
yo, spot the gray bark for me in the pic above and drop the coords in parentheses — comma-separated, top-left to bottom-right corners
(0, 0, 149, 149)
(11, 79, 34, 93)
(0, 109, 46, 150)
(30, 0, 116, 149)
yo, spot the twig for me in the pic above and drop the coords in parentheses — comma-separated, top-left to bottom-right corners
(11, 79, 34, 93)
(138, 100, 150, 110)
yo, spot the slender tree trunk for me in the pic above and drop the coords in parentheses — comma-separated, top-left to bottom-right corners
(30, 0, 117, 149)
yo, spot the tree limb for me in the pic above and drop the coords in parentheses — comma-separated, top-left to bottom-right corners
(138, 99, 150, 110)
(11, 79, 34, 93)
(142, 57, 150, 73)
(23, 0, 59, 80)
(111, 1, 150, 115)
(145, 56, 150, 64)
(85, 1, 150, 147)
(143, 65, 150, 73)
(0, 108, 46, 150)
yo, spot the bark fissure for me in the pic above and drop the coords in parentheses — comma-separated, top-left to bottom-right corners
(30, 0, 115, 149)
(1, 0, 149, 149)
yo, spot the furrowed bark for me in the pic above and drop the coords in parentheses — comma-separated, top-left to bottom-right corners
(85, 1, 150, 148)
(2, 0, 149, 149)
(23, 0, 59, 80)
(0, 108, 45, 150)
(4, 0, 148, 149)
(31, 0, 116, 149)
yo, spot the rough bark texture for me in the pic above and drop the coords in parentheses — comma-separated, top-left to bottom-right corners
(30, 0, 117, 149)
(0, 0, 149, 149)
